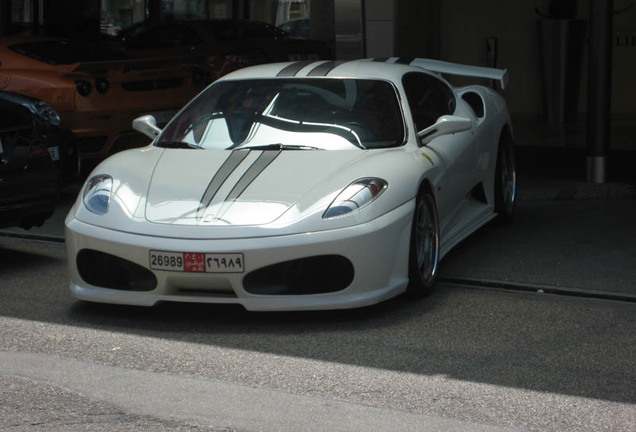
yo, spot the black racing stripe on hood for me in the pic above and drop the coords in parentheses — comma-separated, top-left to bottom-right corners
(276, 60, 316, 77)
(307, 60, 348, 76)
(197, 150, 250, 217)
(225, 150, 280, 203)
(395, 57, 415, 65)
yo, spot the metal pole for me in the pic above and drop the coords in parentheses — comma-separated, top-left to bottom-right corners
(586, 0, 613, 183)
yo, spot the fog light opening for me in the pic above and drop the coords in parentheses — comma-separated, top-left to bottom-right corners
(243, 255, 354, 295)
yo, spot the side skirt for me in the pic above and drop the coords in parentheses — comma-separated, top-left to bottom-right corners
(439, 200, 496, 260)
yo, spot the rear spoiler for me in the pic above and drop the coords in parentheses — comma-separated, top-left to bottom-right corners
(376, 57, 509, 90)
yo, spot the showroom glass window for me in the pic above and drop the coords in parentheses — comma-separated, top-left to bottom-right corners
(100, 0, 146, 36)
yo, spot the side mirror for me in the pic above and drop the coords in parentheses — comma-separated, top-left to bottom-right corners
(417, 115, 472, 145)
(133, 115, 162, 139)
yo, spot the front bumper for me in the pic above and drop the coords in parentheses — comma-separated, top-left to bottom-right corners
(65, 201, 414, 311)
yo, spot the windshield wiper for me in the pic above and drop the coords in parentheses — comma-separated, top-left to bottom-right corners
(155, 141, 202, 149)
(235, 143, 320, 151)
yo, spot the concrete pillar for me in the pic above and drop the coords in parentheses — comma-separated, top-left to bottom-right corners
(364, 0, 396, 58)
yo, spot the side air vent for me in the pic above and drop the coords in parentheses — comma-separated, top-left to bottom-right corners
(462, 92, 485, 118)
(470, 182, 488, 204)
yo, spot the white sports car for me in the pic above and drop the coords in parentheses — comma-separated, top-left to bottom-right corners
(65, 58, 516, 311)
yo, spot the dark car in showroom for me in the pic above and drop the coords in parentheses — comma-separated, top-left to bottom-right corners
(116, 19, 331, 77)
(0, 91, 79, 185)
(0, 91, 61, 230)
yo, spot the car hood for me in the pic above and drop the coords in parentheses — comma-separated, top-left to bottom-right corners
(145, 148, 365, 226)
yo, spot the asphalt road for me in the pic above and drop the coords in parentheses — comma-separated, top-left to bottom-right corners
(1, 233, 635, 431)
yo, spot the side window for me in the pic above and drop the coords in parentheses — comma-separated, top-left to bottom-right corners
(402, 72, 456, 131)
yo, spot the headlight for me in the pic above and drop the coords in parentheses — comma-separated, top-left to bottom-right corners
(323, 178, 388, 219)
(33, 101, 61, 126)
(83, 175, 113, 215)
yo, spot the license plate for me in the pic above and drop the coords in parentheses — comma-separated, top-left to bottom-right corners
(48, 146, 60, 161)
(149, 250, 244, 273)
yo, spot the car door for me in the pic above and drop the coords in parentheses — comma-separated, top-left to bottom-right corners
(402, 72, 477, 226)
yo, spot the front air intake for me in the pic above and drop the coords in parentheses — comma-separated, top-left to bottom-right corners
(77, 249, 157, 291)
(243, 255, 354, 295)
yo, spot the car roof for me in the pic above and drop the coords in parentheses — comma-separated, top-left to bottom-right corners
(216, 59, 435, 83)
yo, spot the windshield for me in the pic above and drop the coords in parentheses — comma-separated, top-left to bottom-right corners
(157, 78, 405, 151)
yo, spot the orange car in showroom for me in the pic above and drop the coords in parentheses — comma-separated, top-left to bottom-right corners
(0, 37, 211, 166)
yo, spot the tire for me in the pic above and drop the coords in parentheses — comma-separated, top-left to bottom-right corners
(407, 187, 440, 297)
(494, 129, 517, 223)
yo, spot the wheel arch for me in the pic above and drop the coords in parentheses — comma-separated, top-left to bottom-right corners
(500, 122, 514, 142)
(416, 178, 434, 198)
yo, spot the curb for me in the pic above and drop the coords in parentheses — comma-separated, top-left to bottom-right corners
(439, 276, 636, 303)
